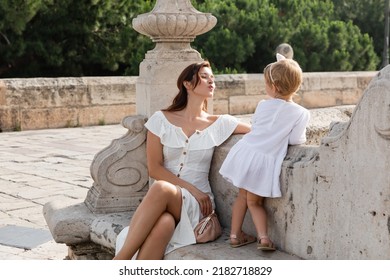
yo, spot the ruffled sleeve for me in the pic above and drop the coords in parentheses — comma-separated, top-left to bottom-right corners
(190, 114, 239, 150)
(144, 111, 165, 138)
(211, 114, 239, 146)
(145, 112, 239, 150)
(144, 111, 185, 148)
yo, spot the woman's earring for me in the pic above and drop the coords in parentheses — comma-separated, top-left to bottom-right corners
(184, 82, 191, 89)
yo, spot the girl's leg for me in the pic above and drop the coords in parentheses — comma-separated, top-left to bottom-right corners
(246, 192, 267, 237)
(230, 188, 256, 247)
(136, 212, 176, 260)
(113, 180, 182, 260)
(246, 191, 274, 249)
(230, 188, 248, 236)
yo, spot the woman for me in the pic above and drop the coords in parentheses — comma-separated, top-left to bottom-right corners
(114, 61, 251, 260)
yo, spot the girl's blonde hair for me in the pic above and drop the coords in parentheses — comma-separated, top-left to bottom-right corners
(263, 59, 302, 97)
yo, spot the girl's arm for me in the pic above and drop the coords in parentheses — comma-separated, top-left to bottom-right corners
(289, 110, 310, 145)
(146, 131, 212, 216)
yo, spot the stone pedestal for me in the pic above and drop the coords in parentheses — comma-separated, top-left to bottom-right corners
(132, 0, 217, 116)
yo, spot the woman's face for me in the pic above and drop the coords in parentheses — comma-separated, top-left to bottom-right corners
(191, 66, 215, 98)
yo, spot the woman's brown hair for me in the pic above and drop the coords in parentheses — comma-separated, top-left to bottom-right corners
(164, 61, 211, 112)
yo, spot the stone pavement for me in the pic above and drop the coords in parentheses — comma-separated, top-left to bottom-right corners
(0, 124, 128, 259)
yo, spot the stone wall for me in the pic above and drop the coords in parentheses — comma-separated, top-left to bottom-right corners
(0, 77, 137, 132)
(0, 71, 376, 132)
(214, 71, 375, 115)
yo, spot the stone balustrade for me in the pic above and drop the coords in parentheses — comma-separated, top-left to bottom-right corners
(0, 71, 376, 132)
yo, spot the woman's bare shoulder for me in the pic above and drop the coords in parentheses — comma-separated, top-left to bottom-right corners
(206, 114, 220, 122)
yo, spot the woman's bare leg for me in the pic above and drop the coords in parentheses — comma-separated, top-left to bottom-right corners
(113, 180, 182, 260)
(136, 212, 176, 260)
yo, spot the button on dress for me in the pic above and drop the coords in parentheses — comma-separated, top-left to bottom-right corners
(115, 111, 238, 257)
(219, 99, 310, 198)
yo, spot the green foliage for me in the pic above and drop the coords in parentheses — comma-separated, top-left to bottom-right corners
(0, 0, 382, 77)
(0, 0, 154, 77)
(193, 0, 379, 72)
(331, 0, 385, 61)
(292, 20, 379, 71)
(0, 0, 46, 34)
(194, 0, 281, 73)
(194, 0, 379, 73)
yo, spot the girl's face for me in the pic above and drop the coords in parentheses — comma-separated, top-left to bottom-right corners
(190, 67, 215, 98)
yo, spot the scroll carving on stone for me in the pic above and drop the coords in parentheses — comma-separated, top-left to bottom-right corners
(375, 126, 390, 140)
(84, 115, 149, 213)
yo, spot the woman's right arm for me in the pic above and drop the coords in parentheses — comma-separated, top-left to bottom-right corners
(146, 131, 212, 215)
(233, 121, 251, 134)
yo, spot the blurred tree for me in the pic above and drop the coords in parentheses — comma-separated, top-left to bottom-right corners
(193, 0, 281, 73)
(291, 20, 378, 71)
(0, 0, 154, 77)
(0, 0, 381, 77)
(0, 0, 48, 75)
(193, 0, 379, 72)
(331, 0, 384, 66)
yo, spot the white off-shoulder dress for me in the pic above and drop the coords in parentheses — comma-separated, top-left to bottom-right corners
(115, 111, 238, 256)
(219, 99, 310, 198)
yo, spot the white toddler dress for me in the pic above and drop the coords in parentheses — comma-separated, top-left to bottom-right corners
(115, 111, 238, 257)
(219, 99, 310, 198)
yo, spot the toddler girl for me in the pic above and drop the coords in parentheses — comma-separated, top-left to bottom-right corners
(219, 56, 310, 250)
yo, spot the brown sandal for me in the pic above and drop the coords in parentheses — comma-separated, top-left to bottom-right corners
(230, 232, 256, 248)
(257, 236, 276, 251)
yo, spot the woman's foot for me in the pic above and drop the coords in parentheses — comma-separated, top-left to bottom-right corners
(230, 232, 256, 248)
(257, 236, 276, 251)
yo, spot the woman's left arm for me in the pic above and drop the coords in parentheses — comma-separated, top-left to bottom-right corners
(233, 121, 251, 134)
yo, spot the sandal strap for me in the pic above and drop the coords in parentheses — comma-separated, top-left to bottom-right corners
(258, 236, 273, 244)
(230, 232, 256, 248)
(230, 232, 254, 242)
(258, 235, 270, 241)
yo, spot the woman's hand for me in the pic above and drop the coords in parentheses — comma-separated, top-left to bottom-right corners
(190, 187, 212, 217)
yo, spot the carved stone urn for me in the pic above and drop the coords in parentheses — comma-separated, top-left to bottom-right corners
(132, 0, 217, 47)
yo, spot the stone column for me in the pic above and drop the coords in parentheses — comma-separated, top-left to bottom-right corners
(133, 0, 217, 116)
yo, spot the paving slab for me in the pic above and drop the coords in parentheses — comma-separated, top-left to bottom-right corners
(0, 225, 53, 250)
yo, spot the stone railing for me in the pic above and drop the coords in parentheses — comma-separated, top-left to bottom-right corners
(44, 66, 390, 259)
(0, 71, 376, 132)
